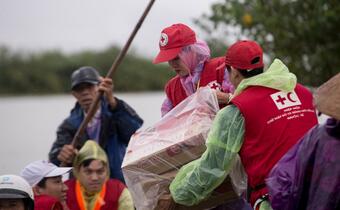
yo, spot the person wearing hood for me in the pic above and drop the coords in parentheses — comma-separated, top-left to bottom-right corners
(169, 40, 318, 210)
(153, 23, 234, 116)
(65, 140, 134, 210)
(266, 73, 340, 210)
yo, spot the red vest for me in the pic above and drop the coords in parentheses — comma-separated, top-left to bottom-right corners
(65, 179, 125, 210)
(231, 84, 318, 206)
(165, 57, 225, 107)
(34, 195, 63, 210)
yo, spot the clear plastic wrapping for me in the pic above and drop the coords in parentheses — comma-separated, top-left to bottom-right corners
(122, 88, 239, 209)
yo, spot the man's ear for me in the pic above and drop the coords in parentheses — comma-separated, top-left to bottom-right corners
(232, 68, 242, 79)
(71, 90, 76, 97)
(32, 186, 41, 195)
(230, 67, 244, 88)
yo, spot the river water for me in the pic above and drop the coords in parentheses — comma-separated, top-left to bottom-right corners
(0, 92, 164, 174)
(0, 92, 328, 175)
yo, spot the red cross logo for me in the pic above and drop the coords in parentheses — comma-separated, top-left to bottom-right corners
(275, 95, 287, 105)
(271, 91, 302, 110)
(159, 33, 168, 47)
(210, 83, 219, 89)
(208, 81, 221, 90)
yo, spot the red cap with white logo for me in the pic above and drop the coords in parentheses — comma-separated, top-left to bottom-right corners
(153, 23, 196, 64)
(225, 40, 264, 70)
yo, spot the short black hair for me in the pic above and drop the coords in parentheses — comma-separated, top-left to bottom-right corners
(80, 159, 107, 168)
(226, 56, 264, 78)
(81, 159, 95, 168)
(237, 67, 264, 78)
(24, 198, 33, 210)
(36, 177, 47, 188)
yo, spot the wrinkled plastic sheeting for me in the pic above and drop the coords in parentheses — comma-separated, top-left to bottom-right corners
(229, 154, 248, 197)
(122, 87, 219, 210)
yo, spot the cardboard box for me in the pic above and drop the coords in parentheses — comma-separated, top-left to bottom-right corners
(121, 88, 236, 210)
(123, 167, 238, 210)
(154, 171, 238, 210)
(122, 120, 215, 210)
(123, 131, 207, 175)
(122, 115, 212, 175)
(122, 128, 210, 210)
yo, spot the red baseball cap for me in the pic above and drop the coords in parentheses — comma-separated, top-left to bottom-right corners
(225, 40, 263, 70)
(153, 23, 196, 64)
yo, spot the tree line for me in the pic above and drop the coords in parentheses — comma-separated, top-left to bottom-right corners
(1, 0, 339, 95)
(0, 46, 174, 95)
(195, 0, 339, 86)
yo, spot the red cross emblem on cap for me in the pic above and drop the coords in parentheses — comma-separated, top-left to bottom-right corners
(159, 33, 168, 47)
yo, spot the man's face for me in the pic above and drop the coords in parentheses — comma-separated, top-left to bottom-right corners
(36, 176, 68, 202)
(168, 56, 190, 77)
(77, 160, 107, 193)
(228, 66, 242, 88)
(0, 198, 25, 210)
(72, 83, 98, 112)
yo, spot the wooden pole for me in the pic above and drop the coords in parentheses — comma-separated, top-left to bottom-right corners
(70, 0, 156, 148)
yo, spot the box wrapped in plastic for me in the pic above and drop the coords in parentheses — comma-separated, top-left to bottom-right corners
(122, 87, 239, 210)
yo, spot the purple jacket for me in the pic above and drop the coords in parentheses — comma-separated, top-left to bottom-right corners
(266, 118, 340, 210)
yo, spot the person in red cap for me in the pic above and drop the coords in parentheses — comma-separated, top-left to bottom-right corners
(153, 23, 234, 116)
(169, 40, 318, 210)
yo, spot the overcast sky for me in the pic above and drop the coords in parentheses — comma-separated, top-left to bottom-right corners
(0, 0, 221, 58)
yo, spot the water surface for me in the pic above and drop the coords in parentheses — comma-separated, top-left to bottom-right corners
(0, 92, 164, 174)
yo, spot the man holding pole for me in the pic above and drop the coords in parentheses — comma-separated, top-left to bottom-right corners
(48, 66, 143, 182)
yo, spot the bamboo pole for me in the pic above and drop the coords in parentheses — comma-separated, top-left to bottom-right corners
(70, 0, 156, 148)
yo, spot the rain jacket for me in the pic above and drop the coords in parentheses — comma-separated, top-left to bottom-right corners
(49, 97, 143, 182)
(266, 118, 340, 210)
(170, 59, 317, 210)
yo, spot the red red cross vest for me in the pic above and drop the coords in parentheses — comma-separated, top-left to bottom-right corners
(231, 84, 318, 206)
(34, 195, 63, 210)
(165, 57, 225, 108)
(65, 179, 125, 210)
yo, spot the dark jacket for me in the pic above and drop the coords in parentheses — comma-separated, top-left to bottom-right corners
(49, 97, 143, 182)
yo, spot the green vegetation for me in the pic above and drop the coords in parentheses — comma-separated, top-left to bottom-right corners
(195, 0, 339, 86)
(0, 46, 174, 95)
(1, 0, 339, 94)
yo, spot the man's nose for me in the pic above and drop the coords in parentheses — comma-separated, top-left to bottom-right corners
(90, 173, 99, 180)
(62, 183, 68, 191)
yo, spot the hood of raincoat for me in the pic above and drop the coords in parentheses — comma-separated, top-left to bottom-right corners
(232, 59, 297, 98)
(73, 140, 110, 179)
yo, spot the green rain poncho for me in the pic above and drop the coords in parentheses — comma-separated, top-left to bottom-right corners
(169, 59, 297, 210)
